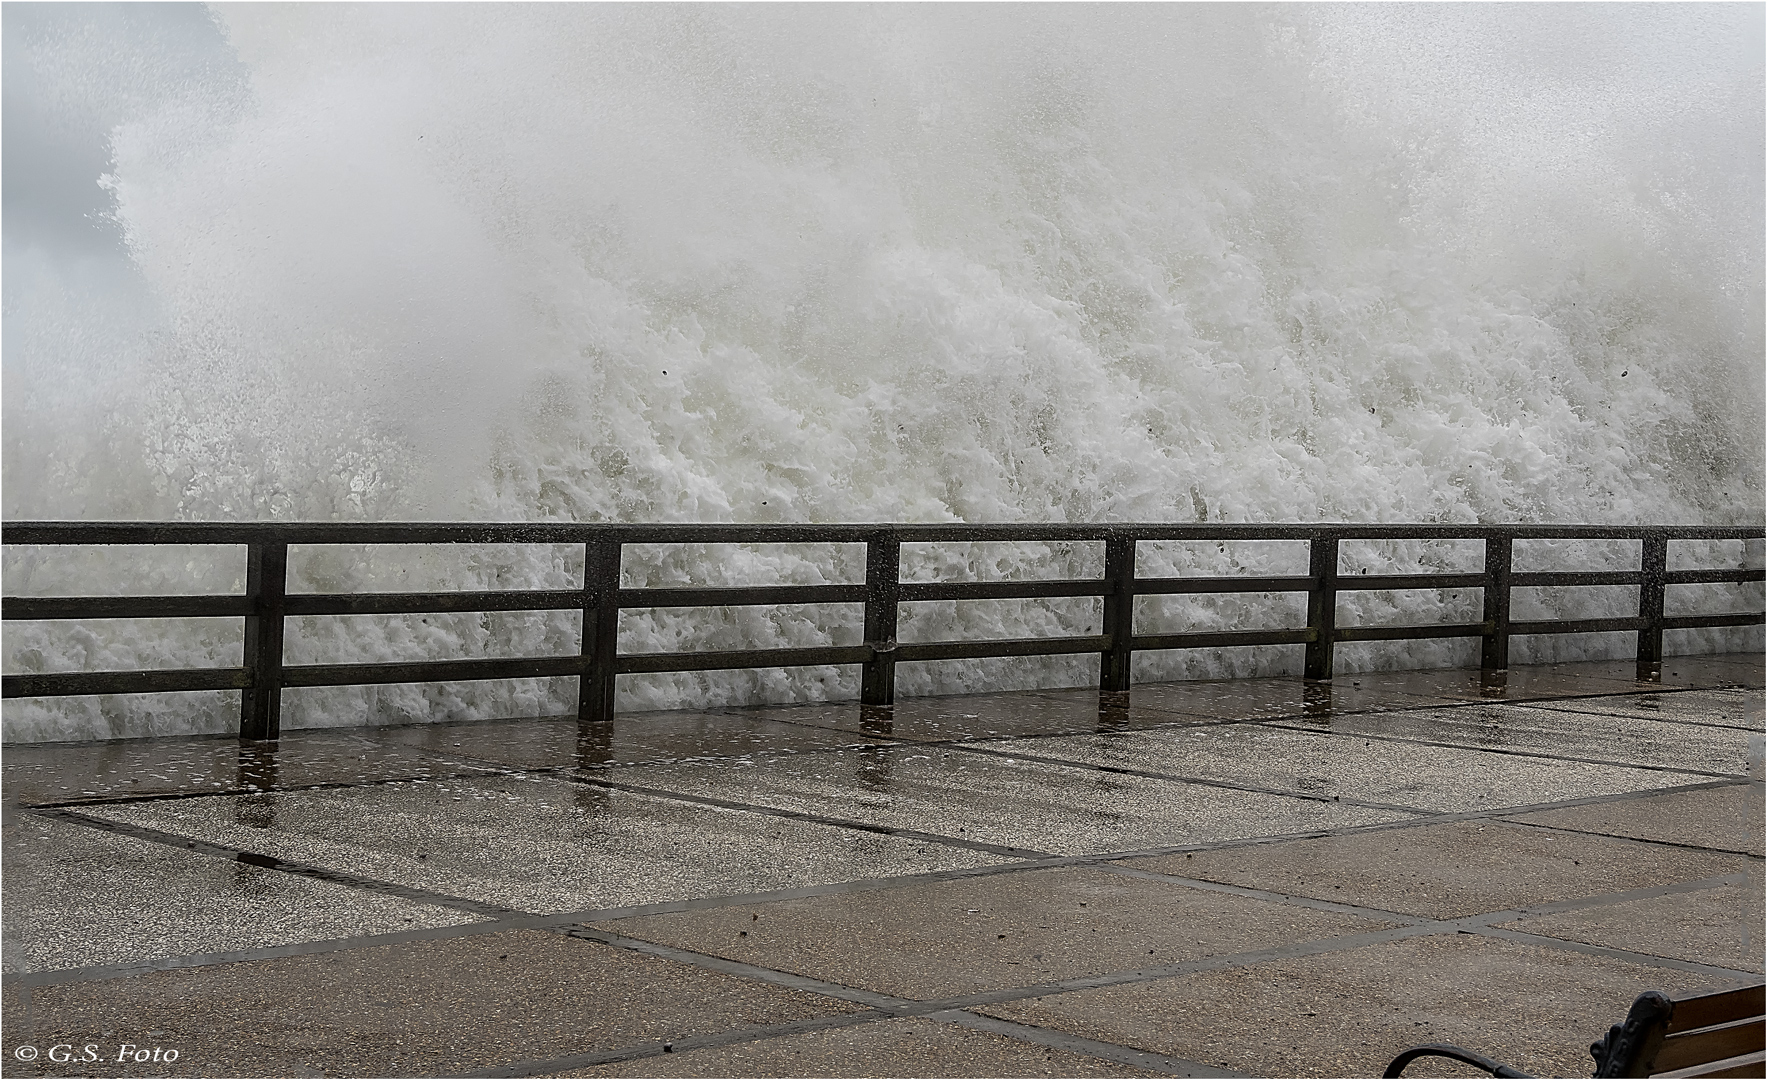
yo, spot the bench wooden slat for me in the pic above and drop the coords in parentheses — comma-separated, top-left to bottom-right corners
(1655, 1018, 1765, 1075)
(1654, 1049, 1766, 1079)
(1670, 986, 1767, 1035)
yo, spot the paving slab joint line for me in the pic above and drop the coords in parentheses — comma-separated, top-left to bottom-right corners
(934, 924, 1462, 1012)
(449, 1009, 899, 1079)
(1251, 719, 1748, 779)
(28, 806, 517, 918)
(1072, 777, 1751, 865)
(944, 741, 1438, 816)
(497, 929, 1256, 1079)
(447, 1003, 1238, 1080)
(1463, 926, 1765, 980)
(1511, 697, 1767, 733)
(1093, 868, 1748, 942)
(560, 926, 912, 1012)
(22, 764, 524, 811)
(560, 772, 1056, 859)
(0, 824, 1094, 986)
(1457, 872, 1748, 922)
(564, 874, 1752, 1023)
(1486, 817, 1767, 860)
(1096, 864, 1433, 924)
(930, 1008, 1249, 1078)
(403, 732, 900, 781)
(918, 875, 1762, 1012)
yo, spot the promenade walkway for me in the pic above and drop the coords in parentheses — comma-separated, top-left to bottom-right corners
(4, 655, 1762, 1078)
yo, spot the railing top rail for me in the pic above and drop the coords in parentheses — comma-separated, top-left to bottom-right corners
(3, 521, 1763, 546)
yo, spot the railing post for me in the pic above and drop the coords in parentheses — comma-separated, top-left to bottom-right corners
(1480, 532, 1513, 677)
(240, 541, 287, 740)
(1099, 534, 1136, 693)
(579, 541, 622, 722)
(1637, 532, 1667, 682)
(1303, 531, 1339, 682)
(861, 532, 900, 707)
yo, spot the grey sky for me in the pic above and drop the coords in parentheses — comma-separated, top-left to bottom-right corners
(3, 2, 237, 262)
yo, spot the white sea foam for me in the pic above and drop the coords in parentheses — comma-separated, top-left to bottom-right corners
(4, 6, 1761, 740)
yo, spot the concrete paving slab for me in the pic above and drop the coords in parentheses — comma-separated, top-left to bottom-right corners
(1005, 724, 1695, 814)
(5, 660, 1762, 1079)
(550, 1015, 1163, 1078)
(1495, 879, 1764, 973)
(1501, 782, 1764, 856)
(376, 710, 889, 772)
(1266, 702, 1754, 775)
(595, 866, 1395, 1000)
(975, 931, 1732, 1079)
(624, 747, 1408, 857)
(1122, 819, 1753, 919)
(1514, 689, 1763, 730)
(0, 929, 857, 1078)
(1, 813, 479, 974)
(82, 777, 1006, 915)
(1, 729, 493, 806)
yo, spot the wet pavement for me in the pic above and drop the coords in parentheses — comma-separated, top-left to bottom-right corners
(2, 655, 1762, 1078)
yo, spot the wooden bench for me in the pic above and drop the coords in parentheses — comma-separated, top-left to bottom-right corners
(1384, 982, 1765, 1078)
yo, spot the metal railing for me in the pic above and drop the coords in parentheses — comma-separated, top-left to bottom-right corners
(3, 522, 1762, 740)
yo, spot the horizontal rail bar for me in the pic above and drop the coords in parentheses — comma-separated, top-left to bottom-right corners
(1664, 568, 1766, 585)
(1509, 616, 1651, 635)
(617, 585, 865, 608)
(615, 645, 871, 674)
(1662, 612, 1767, 630)
(1332, 621, 1491, 643)
(1336, 573, 1488, 591)
(1511, 571, 1643, 587)
(8, 575, 1752, 622)
(3, 667, 249, 697)
(2, 595, 253, 619)
(893, 635, 1113, 662)
(1134, 576, 1314, 595)
(6, 521, 1762, 546)
(1131, 628, 1316, 651)
(284, 590, 585, 616)
(281, 656, 587, 688)
(897, 579, 1110, 602)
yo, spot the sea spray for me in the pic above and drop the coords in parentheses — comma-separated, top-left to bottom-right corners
(5, 6, 1760, 740)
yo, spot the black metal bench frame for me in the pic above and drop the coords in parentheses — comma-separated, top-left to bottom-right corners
(1385, 983, 1767, 1079)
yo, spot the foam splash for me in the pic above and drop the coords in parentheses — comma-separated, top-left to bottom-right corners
(5, 6, 1761, 740)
